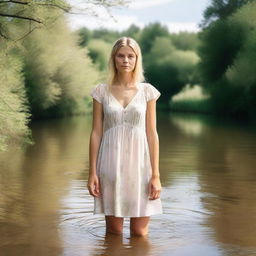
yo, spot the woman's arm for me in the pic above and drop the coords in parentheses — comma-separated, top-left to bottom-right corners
(146, 99, 162, 200)
(88, 99, 104, 198)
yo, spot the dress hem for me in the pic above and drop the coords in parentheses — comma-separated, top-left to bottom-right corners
(93, 211, 163, 218)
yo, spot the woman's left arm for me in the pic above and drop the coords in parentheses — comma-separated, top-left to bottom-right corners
(146, 99, 162, 200)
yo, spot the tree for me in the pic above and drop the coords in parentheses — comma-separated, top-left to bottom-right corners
(200, 0, 255, 28)
(144, 37, 200, 104)
(0, 0, 129, 41)
(198, 1, 256, 118)
(23, 12, 100, 119)
(139, 22, 170, 53)
(0, 43, 32, 151)
(122, 24, 141, 41)
(170, 32, 200, 51)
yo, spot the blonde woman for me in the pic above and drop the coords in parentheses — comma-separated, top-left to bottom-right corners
(88, 37, 162, 236)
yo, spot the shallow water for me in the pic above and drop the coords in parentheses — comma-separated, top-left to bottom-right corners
(0, 113, 256, 256)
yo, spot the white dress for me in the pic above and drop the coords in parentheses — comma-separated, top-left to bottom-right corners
(90, 82, 163, 217)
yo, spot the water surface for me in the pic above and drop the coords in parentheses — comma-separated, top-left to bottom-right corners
(0, 113, 256, 256)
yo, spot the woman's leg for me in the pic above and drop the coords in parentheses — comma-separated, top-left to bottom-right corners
(130, 217, 150, 236)
(105, 215, 124, 235)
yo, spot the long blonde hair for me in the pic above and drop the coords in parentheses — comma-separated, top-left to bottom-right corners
(106, 37, 145, 87)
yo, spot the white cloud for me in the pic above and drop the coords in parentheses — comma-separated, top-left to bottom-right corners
(68, 13, 143, 31)
(67, 1, 202, 33)
(166, 22, 201, 33)
(68, 14, 201, 34)
(128, 0, 175, 9)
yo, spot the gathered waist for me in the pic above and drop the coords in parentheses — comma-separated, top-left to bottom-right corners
(103, 124, 146, 134)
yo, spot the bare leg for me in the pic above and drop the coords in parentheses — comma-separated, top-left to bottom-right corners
(105, 215, 124, 235)
(130, 216, 150, 236)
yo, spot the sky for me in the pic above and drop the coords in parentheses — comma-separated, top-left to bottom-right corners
(67, 0, 211, 33)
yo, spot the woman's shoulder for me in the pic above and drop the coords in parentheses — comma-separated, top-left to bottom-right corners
(90, 83, 108, 103)
(140, 82, 161, 101)
(140, 82, 156, 90)
(94, 83, 107, 88)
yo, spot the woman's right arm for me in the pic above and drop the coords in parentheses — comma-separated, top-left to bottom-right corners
(87, 99, 104, 198)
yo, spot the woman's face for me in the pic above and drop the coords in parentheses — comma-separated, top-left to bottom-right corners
(114, 46, 137, 74)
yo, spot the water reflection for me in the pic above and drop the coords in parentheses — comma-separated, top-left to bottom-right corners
(91, 233, 152, 256)
(0, 113, 256, 256)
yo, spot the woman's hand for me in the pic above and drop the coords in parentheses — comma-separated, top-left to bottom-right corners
(148, 175, 162, 200)
(87, 173, 102, 198)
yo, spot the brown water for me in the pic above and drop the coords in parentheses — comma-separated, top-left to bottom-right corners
(0, 113, 256, 256)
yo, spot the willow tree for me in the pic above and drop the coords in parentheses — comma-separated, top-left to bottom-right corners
(0, 0, 128, 151)
(0, 0, 129, 41)
(23, 10, 101, 118)
(0, 43, 32, 151)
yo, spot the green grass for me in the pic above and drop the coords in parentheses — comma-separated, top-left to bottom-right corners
(169, 85, 213, 114)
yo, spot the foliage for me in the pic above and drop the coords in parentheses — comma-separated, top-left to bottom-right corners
(77, 27, 93, 47)
(87, 39, 112, 71)
(170, 32, 200, 51)
(0, 0, 125, 150)
(198, 19, 246, 84)
(92, 28, 120, 43)
(23, 12, 100, 118)
(144, 37, 200, 100)
(138, 22, 170, 53)
(0, 43, 32, 151)
(200, 0, 256, 28)
(77, 24, 200, 104)
(0, 0, 129, 41)
(198, 1, 256, 118)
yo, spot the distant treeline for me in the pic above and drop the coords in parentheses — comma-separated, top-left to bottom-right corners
(77, 24, 201, 106)
(77, 0, 256, 121)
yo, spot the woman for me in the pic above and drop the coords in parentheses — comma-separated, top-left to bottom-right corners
(88, 37, 162, 237)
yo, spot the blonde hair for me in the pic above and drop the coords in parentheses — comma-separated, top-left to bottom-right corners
(106, 37, 145, 87)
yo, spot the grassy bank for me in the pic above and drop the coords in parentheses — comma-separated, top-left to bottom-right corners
(169, 85, 213, 114)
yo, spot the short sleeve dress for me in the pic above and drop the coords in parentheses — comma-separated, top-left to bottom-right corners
(89, 82, 163, 217)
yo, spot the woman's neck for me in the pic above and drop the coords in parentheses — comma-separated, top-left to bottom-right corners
(115, 73, 134, 87)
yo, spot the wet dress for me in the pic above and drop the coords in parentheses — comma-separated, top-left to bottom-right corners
(90, 82, 163, 217)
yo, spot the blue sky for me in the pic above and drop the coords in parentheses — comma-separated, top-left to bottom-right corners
(67, 0, 211, 33)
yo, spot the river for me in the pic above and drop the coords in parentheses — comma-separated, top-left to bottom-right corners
(0, 112, 256, 256)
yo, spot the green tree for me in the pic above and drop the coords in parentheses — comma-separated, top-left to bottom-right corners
(139, 22, 170, 53)
(0, 0, 129, 41)
(198, 19, 246, 84)
(170, 32, 200, 51)
(1, 0, 128, 150)
(0, 43, 32, 151)
(122, 24, 141, 41)
(92, 28, 120, 43)
(144, 37, 199, 104)
(87, 39, 112, 71)
(200, 0, 255, 28)
(77, 27, 93, 47)
(198, 1, 256, 118)
(23, 12, 100, 119)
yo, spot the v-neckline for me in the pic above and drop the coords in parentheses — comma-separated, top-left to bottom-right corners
(107, 83, 140, 110)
